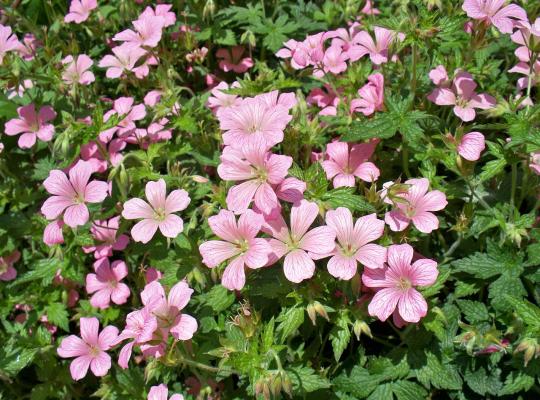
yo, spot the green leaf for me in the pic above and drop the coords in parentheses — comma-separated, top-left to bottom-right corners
(330, 312, 351, 361)
(288, 366, 331, 394)
(504, 295, 540, 329)
(202, 285, 235, 313)
(367, 383, 394, 400)
(392, 380, 427, 400)
(452, 252, 501, 279)
(322, 188, 377, 213)
(415, 352, 462, 390)
(464, 366, 502, 396)
(476, 158, 507, 183)
(277, 307, 304, 342)
(45, 303, 69, 331)
(456, 300, 489, 323)
(498, 372, 535, 395)
(11, 258, 63, 287)
(341, 113, 399, 142)
(333, 366, 379, 398)
(0, 347, 39, 377)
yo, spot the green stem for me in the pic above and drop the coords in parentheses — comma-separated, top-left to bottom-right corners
(180, 357, 232, 374)
(510, 162, 518, 220)
(402, 146, 411, 178)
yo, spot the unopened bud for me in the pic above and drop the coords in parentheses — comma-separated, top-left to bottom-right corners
(306, 303, 317, 325)
(515, 338, 539, 366)
(353, 320, 372, 340)
(203, 0, 216, 19)
(192, 175, 209, 183)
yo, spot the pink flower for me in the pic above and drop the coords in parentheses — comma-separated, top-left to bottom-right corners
(17, 33, 41, 61)
(122, 179, 190, 244)
(354, 27, 405, 65)
(351, 73, 385, 116)
(43, 220, 65, 246)
(207, 81, 242, 116)
(140, 4, 177, 27)
(276, 39, 309, 69)
(274, 177, 306, 203)
(199, 209, 272, 290)
(218, 96, 293, 149)
(100, 97, 146, 141)
(141, 280, 197, 341)
(62, 55, 95, 85)
(80, 138, 126, 173)
(325, 208, 386, 280)
(307, 85, 340, 116)
(509, 60, 540, 90)
(322, 141, 380, 188)
(113, 15, 166, 48)
(429, 65, 450, 87)
(116, 308, 158, 368)
(144, 90, 163, 107)
(64, 0, 97, 24)
(216, 46, 254, 73)
(98, 43, 148, 79)
(255, 90, 297, 111)
(462, 0, 527, 34)
(57, 317, 119, 380)
(529, 152, 540, 175)
(329, 24, 365, 62)
(86, 258, 130, 309)
(5, 104, 56, 149)
(263, 200, 336, 283)
(0, 24, 22, 64)
(384, 178, 447, 233)
(321, 45, 349, 75)
(361, 0, 380, 15)
(83, 217, 129, 259)
(362, 244, 438, 325)
(218, 139, 293, 215)
(457, 132, 485, 161)
(427, 71, 496, 122)
(0, 250, 20, 281)
(41, 160, 108, 228)
(148, 384, 184, 400)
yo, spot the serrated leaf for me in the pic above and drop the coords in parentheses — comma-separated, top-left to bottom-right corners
(392, 380, 427, 400)
(330, 313, 351, 361)
(322, 187, 376, 213)
(456, 300, 489, 323)
(203, 285, 235, 313)
(277, 307, 304, 342)
(288, 366, 331, 394)
(504, 295, 540, 329)
(498, 372, 535, 395)
(45, 303, 69, 331)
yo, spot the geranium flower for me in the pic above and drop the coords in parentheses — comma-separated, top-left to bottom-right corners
(64, 0, 97, 24)
(100, 96, 146, 142)
(457, 131, 485, 161)
(362, 244, 438, 325)
(5, 104, 56, 149)
(351, 73, 385, 116)
(148, 384, 184, 400)
(43, 220, 65, 246)
(0, 250, 20, 281)
(325, 208, 386, 280)
(427, 71, 496, 122)
(116, 308, 158, 369)
(217, 96, 293, 149)
(57, 317, 119, 380)
(86, 258, 130, 309)
(82, 217, 129, 259)
(141, 280, 198, 340)
(322, 141, 380, 188)
(199, 209, 272, 290)
(529, 152, 540, 175)
(62, 55, 95, 85)
(361, 0, 380, 15)
(207, 81, 242, 117)
(140, 4, 177, 27)
(329, 23, 365, 61)
(429, 65, 450, 87)
(41, 160, 108, 228)
(113, 15, 166, 48)
(263, 200, 336, 283)
(0, 24, 22, 64)
(122, 179, 190, 243)
(80, 138, 126, 173)
(216, 46, 253, 73)
(307, 84, 341, 116)
(98, 43, 148, 79)
(217, 138, 293, 215)
(462, 0, 527, 34)
(321, 45, 349, 75)
(384, 178, 447, 233)
(354, 27, 405, 65)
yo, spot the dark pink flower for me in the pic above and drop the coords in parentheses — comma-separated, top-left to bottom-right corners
(216, 46, 253, 73)
(0, 250, 20, 281)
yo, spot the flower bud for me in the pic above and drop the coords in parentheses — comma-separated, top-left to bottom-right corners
(515, 338, 539, 366)
(353, 320, 372, 340)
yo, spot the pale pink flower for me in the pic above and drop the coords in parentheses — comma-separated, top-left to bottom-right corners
(361, 0, 380, 15)
(0, 24, 22, 64)
(57, 317, 119, 380)
(354, 27, 405, 65)
(17, 33, 41, 61)
(130, 119, 172, 148)
(274, 177, 306, 203)
(86, 258, 130, 309)
(429, 65, 450, 87)
(207, 81, 242, 116)
(80, 138, 126, 173)
(0, 250, 20, 281)
(43, 220, 65, 246)
(362, 244, 438, 324)
(144, 90, 163, 107)
(321, 45, 349, 75)
(384, 178, 447, 233)
(351, 73, 385, 116)
(5, 104, 56, 149)
(141, 280, 197, 341)
(98, 43, 148, 79)
(122, 179, 190, 244)
(7, 79, 33, 99)
(218, 96, 293, 149)
(263, 200, 336, 283)
(427, 71, 496, 122)
(457, 131, 485, 161)
(307, 85, 340, 116)
(276, 39, 308, 69)
(116, 308, 158, 369)
(325, 208, 386, 280)
(83, 216, 129, 259)
(64, 0, 97, 24)
(114, 15, 166, 48)
(148, 384, 184, 400)
(510, 21, 536, 62)
(216, 46, 254, 73)
(329, 23, 365, 62)
(140, 4, 177, 27)
(62, 55, 95, 85)
(218, 139, 293, 215)
(100, 97, 146, 141)
(529, 152, 540, 175)
(509, 60, 540, 90)
(322, 141, 380, 188)
(199, 209, 272, 290)
(41, 160, 108, 228)
(462, 0, 527, 34)
(255, 90, 297, 111)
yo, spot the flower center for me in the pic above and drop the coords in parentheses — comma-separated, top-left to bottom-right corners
(88, 345, 101, 357)
(236, 238, 250, 253)
(153, 207, 167, 221)
(339, 243, 356, 257)
(0, 262, 8, 274)
(455, 96, 469, 108)
(397, 277, 412, 291)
